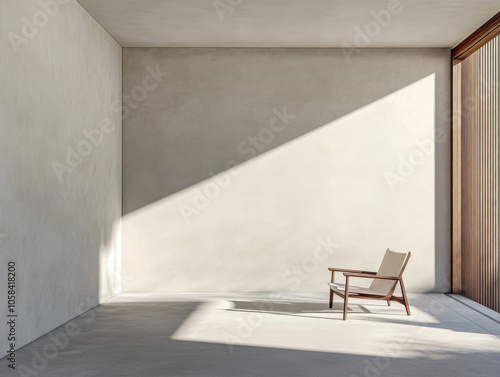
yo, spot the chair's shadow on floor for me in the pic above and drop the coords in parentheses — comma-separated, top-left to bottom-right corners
(225, 300, 383, 320)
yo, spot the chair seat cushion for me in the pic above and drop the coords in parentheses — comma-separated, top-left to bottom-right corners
(328, 282, 382, 295)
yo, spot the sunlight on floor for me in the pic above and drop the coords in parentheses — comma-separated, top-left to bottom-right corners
(169, 293, 500, 358)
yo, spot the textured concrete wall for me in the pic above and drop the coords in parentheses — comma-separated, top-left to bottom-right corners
(0, 0, 121, 358)
(123, 48, 450, 294)
(122, 48, 451, 294)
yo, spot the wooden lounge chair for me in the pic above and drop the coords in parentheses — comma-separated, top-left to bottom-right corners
(327, 249, 411, 320)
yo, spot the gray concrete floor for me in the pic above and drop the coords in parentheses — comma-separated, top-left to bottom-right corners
(1, 293, 499, 377)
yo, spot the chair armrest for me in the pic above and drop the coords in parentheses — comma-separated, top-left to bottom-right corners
(343, 273, 399, 280)
(329, 268, 377, 275)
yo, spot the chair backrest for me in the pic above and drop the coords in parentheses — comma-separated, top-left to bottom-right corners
(370, 249, 410, 295)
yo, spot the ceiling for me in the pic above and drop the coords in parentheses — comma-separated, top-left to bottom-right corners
(77, 0, 499, 48)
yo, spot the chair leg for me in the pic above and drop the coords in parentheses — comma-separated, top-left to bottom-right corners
(329, 271, 335, 309)
(343, 277, 349, 320)
(387, 299, 391, 306)
(343, 295, 348, 320)
(399, 279, 411, 316)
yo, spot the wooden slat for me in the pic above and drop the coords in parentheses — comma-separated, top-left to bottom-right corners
(458, 36, 499, 312)
(494, 39, 497, 311)
(452, 63, 462, 293)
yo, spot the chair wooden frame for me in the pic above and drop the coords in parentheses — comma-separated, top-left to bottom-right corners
(328, 252, 411, 320)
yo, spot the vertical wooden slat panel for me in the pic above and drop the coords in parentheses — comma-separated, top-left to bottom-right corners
(460, 36, 499, 312)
